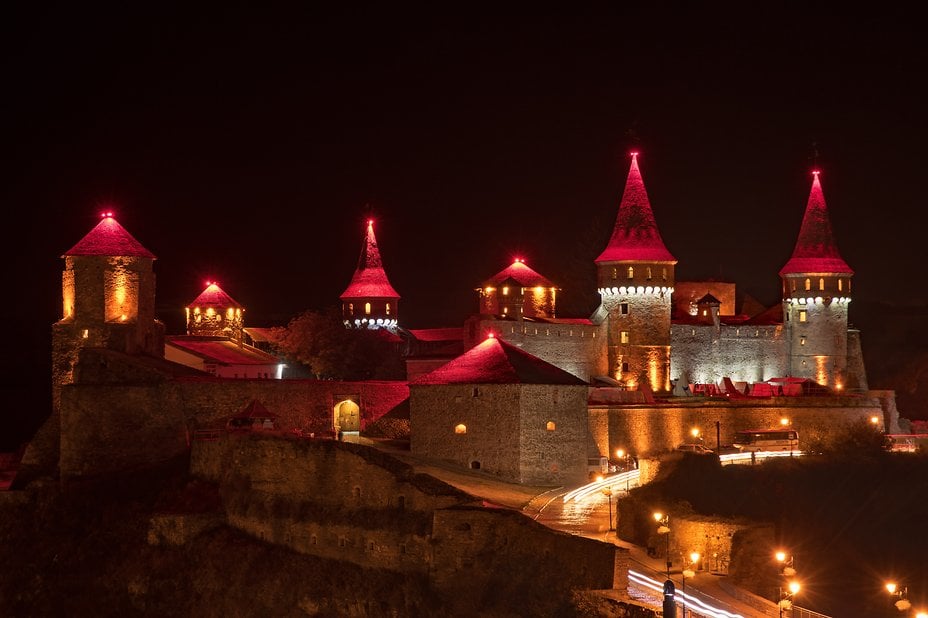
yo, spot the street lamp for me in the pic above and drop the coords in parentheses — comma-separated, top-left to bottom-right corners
(778, 581, 800, 618)
(682, 551, 700, 618)
(616, 448, 631, 492)
(653, 511, 671, 577)
(601, 485, 614, 532)
(886, 582, 911, 612)
(775, 550, 796, 577)
(691, 427, 701, 443)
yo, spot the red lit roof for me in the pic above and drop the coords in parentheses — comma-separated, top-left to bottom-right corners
(188, 283, 243, 309)
(411, 337, 587, 385)
(340, 221, 400, 300)
(481, 260, 557, 288)
(165, 336, 280, 365)
(780, 173, 853, 275)
(596, 153, 676, 264)
(63, 214, 156, 259)
(408, 327, 464, 342)
(234, 399, 278, 419)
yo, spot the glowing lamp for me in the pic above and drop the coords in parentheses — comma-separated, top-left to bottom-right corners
(691, 427, 701, 439)
(630, 151, 639, 157)
(775, 551, 787, 563)
(616, 448, 625, 458)
(595, 475, 604, 483)
(690, 551, 700, 564)
(487, 332, 496, 339)
(652, 512, 663, 522)
(368, 219, 373, 226)
(788, 581, 800, 595)
(780, 417, 790, 426)
(871, 416, 881, 425)
(886, 583, 897, 595)
(812, 170, 820, 176)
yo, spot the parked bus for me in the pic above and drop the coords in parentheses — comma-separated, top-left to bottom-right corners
(733, 429, 799, 453)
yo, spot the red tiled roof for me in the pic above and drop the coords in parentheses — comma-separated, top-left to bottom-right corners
(596, 153, 676, 264)
(340, 220, 400, 300)
(408, 327, 464, 342)
(780, 172, 853, 275)
(63, 214, 156, 259)
(165, 336, 280, 365)
(187, 283, 243, 309)
(411, 336, 587, 385)
(481, 260, 557, 288)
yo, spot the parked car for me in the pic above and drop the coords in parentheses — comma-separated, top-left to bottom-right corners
(676, 443, 714, 454)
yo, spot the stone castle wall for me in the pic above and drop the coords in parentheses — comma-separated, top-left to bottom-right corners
(192, 437, 620, 597)
(670, 324, 788, 386)
(518, 385, 590, 484)
(587, 395, 887, 459)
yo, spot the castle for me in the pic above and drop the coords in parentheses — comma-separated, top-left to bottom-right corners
(32, 153, 894, 487)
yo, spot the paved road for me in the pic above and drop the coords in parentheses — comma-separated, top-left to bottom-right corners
(526, 481, 775, 618)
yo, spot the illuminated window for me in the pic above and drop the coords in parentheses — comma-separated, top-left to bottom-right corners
(546, 421, 556, 431)
(800, 336, 806, 346)
(385, 303, 391, 315)
(799, 310, 807, 323)
(819, 278, 825, 291)
(620, 303, 628, 315)
(627, 267, 634, 279)
(365, 302, 371, 315)
(838, 279, 843, 292)
(646, 267, 652, 280)
(804, 278, 811, 291)
(502, 286, 509, 296)
(348, 303, 354, 315)
(620, 331, 629, 344)
(81, 329, 89, 339)
(662, 267, 667, 281)
(455, 424, 467, 434)
(503, 307, 508, 314)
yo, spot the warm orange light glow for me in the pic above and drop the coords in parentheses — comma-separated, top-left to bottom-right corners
(691, 427, 700, 439)
(780, 417, 790, 426)
(871, 416, 881, 425)
(595, 475, 604, 483)
(454, 423, 466, 434)
(652, 512, 663, 522)
(775, 551, 787, 563)
(616, 448, 625, 458)
(886, 582, 897, 594)
(788, 581, 800, 595)
(487, 332, 496, 339)
(690, 551, 700, 564)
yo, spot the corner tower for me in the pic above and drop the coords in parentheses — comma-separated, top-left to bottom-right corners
(52, 212, 164, 408)
(476, 258, 559, 319)
(185, 281, 244, 343)
(780, 170, 853, 389)
(340, 219, 400, 329)
(595, 153, 676, 392)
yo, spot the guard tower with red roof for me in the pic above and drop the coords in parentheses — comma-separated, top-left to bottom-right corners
(476, 258, 559, 319)
(595, 153, 677, 392)
(52, 212, 165, 408)
(185, 281, 245, 343)
(340, 219, 400, 330)
(780, 171, 854, 389)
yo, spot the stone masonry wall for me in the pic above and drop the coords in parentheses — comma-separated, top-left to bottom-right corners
(671, 324, 788, 386)
(517, 385, 590, 484)
(588, 396, 886, 458)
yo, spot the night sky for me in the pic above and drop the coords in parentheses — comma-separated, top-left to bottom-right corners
(4, 5, 926, 443)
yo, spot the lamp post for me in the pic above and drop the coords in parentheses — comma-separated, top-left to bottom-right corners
(682, 551, 699, 618)
(616, 448, 630, 492)
(601, 485, 614, 532)
(653, 511, 671, 577)
(778, 581, 800, 618)
(886, 582, 911, 613)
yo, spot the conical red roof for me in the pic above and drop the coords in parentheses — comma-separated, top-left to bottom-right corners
(340, 220, 400, 300)
(411, 336, 587, 385)
(187, 282, 243, 309)
(481, 259, 556, 288)
(63, 213, 156, 259)
(596, 153, 676, 263)
(780, 172, 853, 275)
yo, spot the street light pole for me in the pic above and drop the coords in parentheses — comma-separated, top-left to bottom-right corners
(653, 512, 671, 578)
(616, 448, 631, 492)
(601, 486, 614, 532)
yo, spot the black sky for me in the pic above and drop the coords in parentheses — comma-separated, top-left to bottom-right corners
(4, 4, 927, 443)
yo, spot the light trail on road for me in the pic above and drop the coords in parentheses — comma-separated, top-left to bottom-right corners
(628, 569, 747, 618)
(562, 471, 639, 502)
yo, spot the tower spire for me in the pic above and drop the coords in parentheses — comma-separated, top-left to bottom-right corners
(595, 152, 676, 263)
(340, 219, 400, 328)
(779, 171, 853, 275)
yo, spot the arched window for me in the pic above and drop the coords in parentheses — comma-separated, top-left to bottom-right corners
(546, 421, 556, 431)
(385, 302, 391, 315)
(365, 302, 371, 315)
(838, 279, 843, 292)
(646, 267, 652, 280)
(819, 278, 825, 291)
(348, 303, 354, 315)
(627, 266, 634, 279)
(455, 423, 467, 434)
(804, 278, 811, 291)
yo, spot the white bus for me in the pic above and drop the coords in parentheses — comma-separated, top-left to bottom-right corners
(733, 429, 799, 453)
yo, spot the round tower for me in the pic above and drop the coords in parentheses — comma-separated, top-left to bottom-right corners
(595, 153, 676, 392)
(52, 211, 164, 409)
(476, 258, 559, 319)
(779, 170, 853, 390)
(340, 219, 400, 329)
(185, 281, 245, 342)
